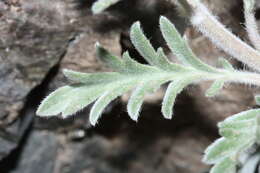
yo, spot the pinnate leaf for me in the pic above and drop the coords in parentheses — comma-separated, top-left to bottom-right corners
(37, 17, 238, 132)
(204, 108, 260, 172)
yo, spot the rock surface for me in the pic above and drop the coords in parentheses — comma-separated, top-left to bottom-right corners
(0, 0, 76, 125)
(0, 0, 79, 161)
(9, 130, 58, 173)
(56, 127, 211, 173)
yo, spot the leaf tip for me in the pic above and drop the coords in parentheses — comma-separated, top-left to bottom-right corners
(95, 42, 101, 48)
(130, 21, 141, 39)
(159, 15, 166, 21)
(36, 102, 54, 117)
(255, 95, 260, 105)
(130, 115, 139, 122)
(122, 51, 130, 58)
(63, 69, 73, 78)
(162, 109, 173, 120)
(131, 21, 141, 29)
(127, 109, 139, 122)
(36, 106, 44, 116)
(159, 16, 170, 26)
(89, 116, 99, 126)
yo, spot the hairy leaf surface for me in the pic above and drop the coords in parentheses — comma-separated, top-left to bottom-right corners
(210, 157, 236, 173)
(91, 0, 120, 14)
(37, 16, 243, 126)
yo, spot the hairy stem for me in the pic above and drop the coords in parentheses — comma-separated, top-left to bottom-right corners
(244, 0, 260, 50)
(224, 70, 260, 86)
(185, 0, 260, 71)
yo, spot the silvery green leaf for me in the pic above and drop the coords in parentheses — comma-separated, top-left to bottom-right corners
(240, 152, 260, 173)
(89, 84, 135, 125)
(38, 16, 258, 136)
(91, 0, 120, 14)
(63, 69, 122, 84)
(205, 109, 260, 171)
(96, 43, 125, 72)
(255, 114, 260, 144)
(159, 16, 217, 72)
(204, 137, 254, 164)
(122, 51, 159, 74)
(218, 119, 256, 139)
(218, 109, 260, 127)
(219, 128, 252, 139)
(127, 80, 167, 121)
(210, 157, 236, 173)
(162, 77, 194, 119)
(130, 22, 162, 67)
(218, 58, 235, 71)
(243, 0, 255, 11)
(219, 120, 255, 138)
(156, 48, 187, 72)
(205, 80, 225, 97)
(37, 84, 103, 118)
(37, 86, 74, 116)
(218, 119, 255, 129)
(254, 95, 260, 105)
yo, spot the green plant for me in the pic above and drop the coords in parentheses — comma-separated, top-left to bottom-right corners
(37, 0, 260, 172)
(91, 0, 121, 14)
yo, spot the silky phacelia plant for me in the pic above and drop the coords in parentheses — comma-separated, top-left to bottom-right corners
(37, 0, 260, 172)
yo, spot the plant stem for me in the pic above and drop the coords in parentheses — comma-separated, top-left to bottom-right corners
(185, 0, 260, 71)
(244, 0, 260, 51)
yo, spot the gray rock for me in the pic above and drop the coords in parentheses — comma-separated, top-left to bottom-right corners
(0, 0, 75, 125)
(9, 130, 58, 173)
(55, 127, 210, 173)
(0, 0, 79, 161)
(0, 109, 33, 160)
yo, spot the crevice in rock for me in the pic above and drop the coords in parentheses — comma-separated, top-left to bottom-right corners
(0, 33, 78, 172)
(0, 119, 33, 172)
(0, 62, 61, 172)
(22, 33, 78, 110)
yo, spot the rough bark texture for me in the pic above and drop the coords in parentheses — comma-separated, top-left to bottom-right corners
(0, 0, 259, 172)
